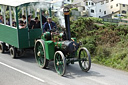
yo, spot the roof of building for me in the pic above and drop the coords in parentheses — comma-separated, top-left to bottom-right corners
(92, 0, 105, 3)
(72, 0, 85, 6)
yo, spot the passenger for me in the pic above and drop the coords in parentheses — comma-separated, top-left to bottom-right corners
(34, 17, 40, 28)
(22, 15, 26, 24)
(0, 15, 4, 24)
(28, 15, 35, 29)
(42, 11, 47, 25)
(19, 20, 26, 29)
(12, 20, 16, 27)
(43, 17, 56, 32)
(6, 18, 10, 25)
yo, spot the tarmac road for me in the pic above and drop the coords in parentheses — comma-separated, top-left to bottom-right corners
(0, 51, 128, 85)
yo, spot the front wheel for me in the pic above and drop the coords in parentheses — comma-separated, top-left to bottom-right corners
(78, 47, 91, 72)
(54, 51, 66, 76)
(34, 40, 48, 68)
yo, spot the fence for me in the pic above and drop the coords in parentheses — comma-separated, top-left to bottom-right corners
(102, 18, 128, 23)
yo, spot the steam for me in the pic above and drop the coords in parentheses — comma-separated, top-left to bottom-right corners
(30, 1, 50, 11)
(29, 0, 66, 27)
(57, 8, 65, 28)
(53, 0, 66, 28)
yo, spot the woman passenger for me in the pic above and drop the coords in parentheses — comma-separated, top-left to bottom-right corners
(19, 20, 26, 29)
(22, 15, 26, 24)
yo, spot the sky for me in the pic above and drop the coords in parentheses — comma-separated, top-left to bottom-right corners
(118, 0, 128, 4)
(1, 0, 128, 7)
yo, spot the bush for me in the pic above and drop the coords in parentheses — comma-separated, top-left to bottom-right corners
(70, 17, 128, 71)
(81, 36, 96, 54)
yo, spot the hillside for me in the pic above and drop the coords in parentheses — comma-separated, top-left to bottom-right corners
(70, 17, 128, 71)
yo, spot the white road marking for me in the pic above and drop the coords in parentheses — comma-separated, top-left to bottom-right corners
(0, 62, 45, 83)
(86, 77, 109, 85)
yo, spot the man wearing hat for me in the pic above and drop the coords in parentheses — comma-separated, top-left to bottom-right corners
(43, 17, 56, 32)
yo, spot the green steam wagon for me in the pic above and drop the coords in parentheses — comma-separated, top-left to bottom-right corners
(34, 7, 91, 76)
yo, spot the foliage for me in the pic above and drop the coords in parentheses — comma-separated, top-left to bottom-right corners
(70, 17, 128, 71)
(70, 8, 78, 11)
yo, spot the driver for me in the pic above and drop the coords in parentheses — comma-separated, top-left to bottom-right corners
(43, 17, 56, 33)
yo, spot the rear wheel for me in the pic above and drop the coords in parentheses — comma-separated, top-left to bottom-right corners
(0, 42, 5, 53)
(54, 51, 66, 76)
(34, 40, 48, 68)
(79, 47, 91, 72)
(10, 47, 17, 58)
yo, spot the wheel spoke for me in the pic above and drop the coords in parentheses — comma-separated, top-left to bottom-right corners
(84, 61, 87, 69)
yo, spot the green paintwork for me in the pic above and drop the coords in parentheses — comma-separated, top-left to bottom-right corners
(0, 24, 42, 49)
(41, 32, 51, 41)
(44, 41, 55, 60)
(29, 29, 42, 47)
(15, 7, 19, 30)
(0, 24, 19, 48)
(18, 29, 29, 48)
(54, 41, 63, 49)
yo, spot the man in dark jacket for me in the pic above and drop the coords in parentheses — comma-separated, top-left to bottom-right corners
(28, 15, 36, 29)
(43, 17, 56, 33)
(42, 11, 47, 25)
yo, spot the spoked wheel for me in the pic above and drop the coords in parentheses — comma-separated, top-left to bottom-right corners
(34, 40, 48, 68)
(79, 47, 91, 72)
(54, 51, 66, 76)
(10, 47, 17, 58)
(0, 42, 5, 53)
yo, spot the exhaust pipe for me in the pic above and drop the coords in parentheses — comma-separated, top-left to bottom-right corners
(64, 7, 71, 40)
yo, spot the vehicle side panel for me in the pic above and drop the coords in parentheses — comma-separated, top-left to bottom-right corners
(0, 24, 19, 48)
(18, 29, 29, 48)
(29, 29, 42, 47)
(44, 41, 55, 60)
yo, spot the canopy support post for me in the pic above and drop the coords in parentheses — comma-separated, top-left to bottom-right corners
(40, 9, 43, 32)
(15, 7, 19, 29)
(9, 6, 12, 27)
(28, 7, 31, 15)
(3, 6, 6, 25)
(22, 8, 24, 15)
(0, 5, 2, 15)
(35, 11, 37, 17)
(13, 7, 16, 21)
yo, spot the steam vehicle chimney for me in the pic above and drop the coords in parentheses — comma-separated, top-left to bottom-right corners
(64, 7, 71, 40)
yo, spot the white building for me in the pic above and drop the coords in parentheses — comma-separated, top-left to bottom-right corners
(49, 0, 72, 10)
(64, 0, 72, 4)
(118, 1, 128, 16)
(85, 0, 120, 18)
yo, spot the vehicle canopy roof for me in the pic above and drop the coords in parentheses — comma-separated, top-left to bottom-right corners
(0, 0, 59, 7)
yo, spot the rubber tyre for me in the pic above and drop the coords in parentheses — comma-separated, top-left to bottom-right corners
(78, 47, 91, 72)
(54, 51, 66, 76)
(34, 39, 48, 69)
(10, 47, 17, 59)
(0, 42, 5, 53)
